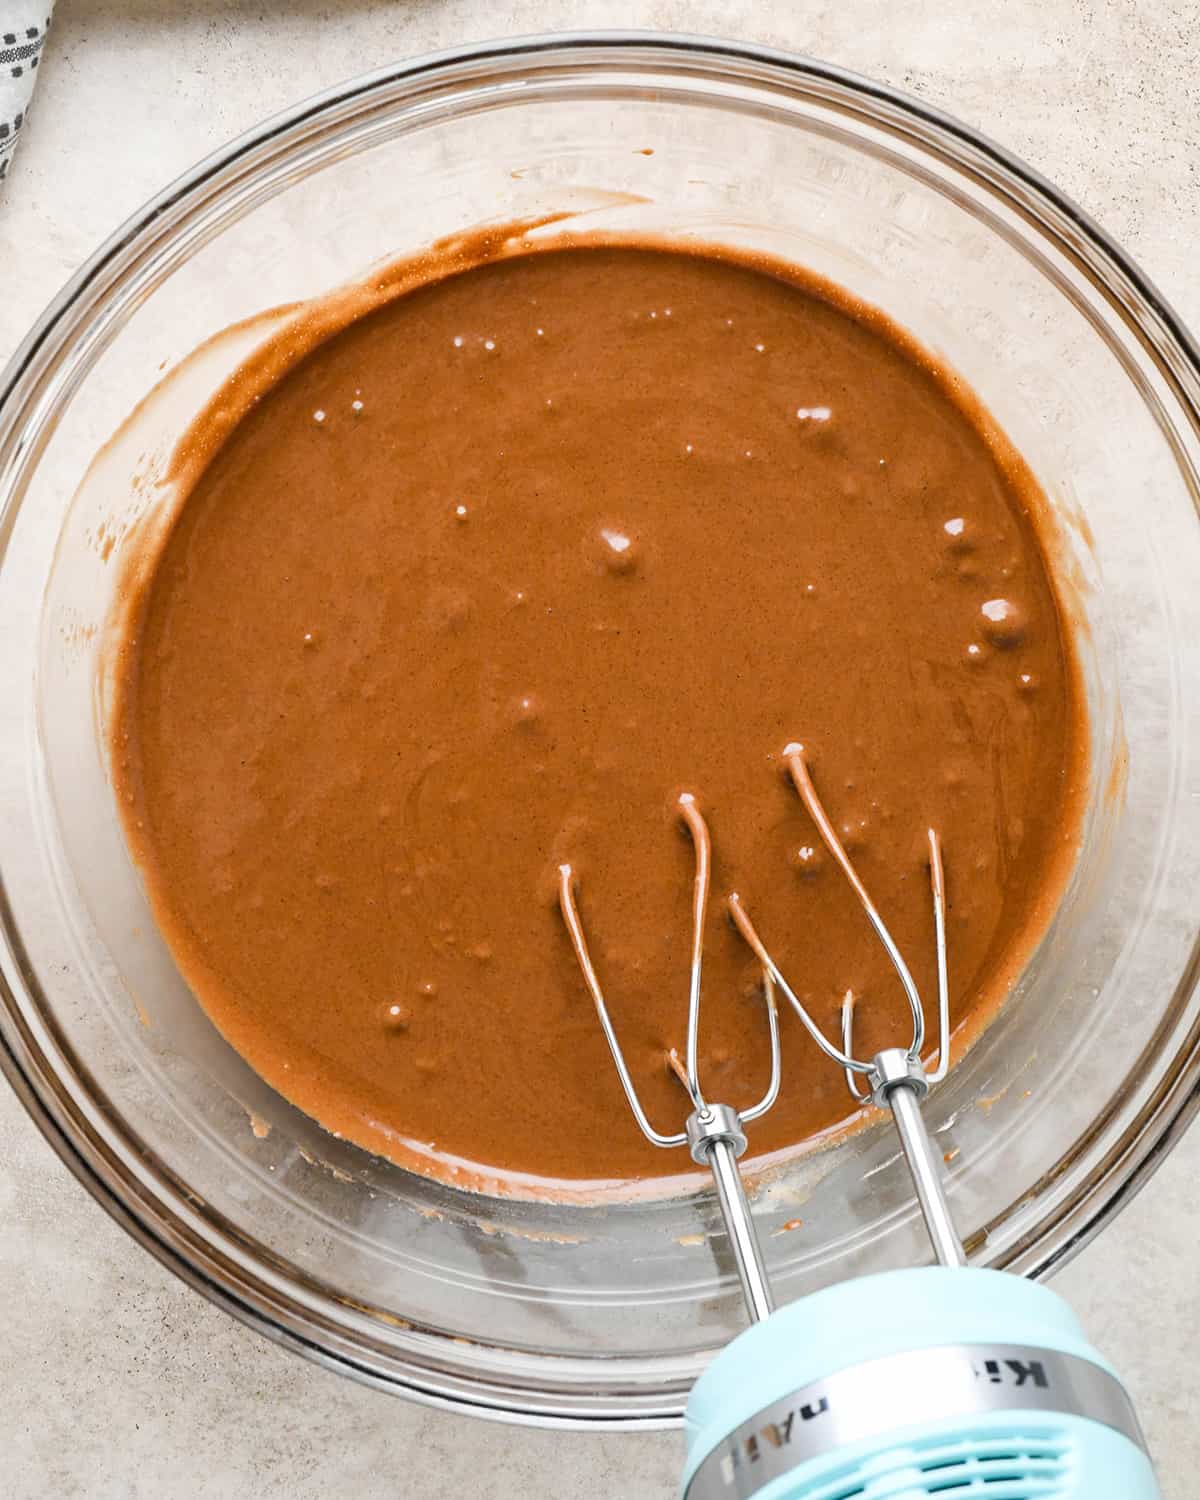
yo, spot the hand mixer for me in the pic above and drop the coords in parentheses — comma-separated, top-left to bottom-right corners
(558, 746, 1160, 1500)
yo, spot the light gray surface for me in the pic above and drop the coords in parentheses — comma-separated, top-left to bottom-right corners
(1, 2, 1197, 1496)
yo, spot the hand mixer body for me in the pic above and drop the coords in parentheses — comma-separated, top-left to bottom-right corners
(682, 1268, 1159, 1499)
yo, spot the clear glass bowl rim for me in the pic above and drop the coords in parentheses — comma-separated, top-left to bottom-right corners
(2, 30, 1200, 1429)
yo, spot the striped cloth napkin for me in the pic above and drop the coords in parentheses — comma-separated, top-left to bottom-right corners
(1, 5, 53, 185)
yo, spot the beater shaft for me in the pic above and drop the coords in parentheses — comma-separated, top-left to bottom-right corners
(708, 1141, 774, 1320)
(887, 1074, 967, 1268)
(683, 1100, 778, 1321)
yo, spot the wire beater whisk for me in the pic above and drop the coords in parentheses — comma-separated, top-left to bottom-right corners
(558, 791, 781, 1320)
(728, 743, 964, 1267)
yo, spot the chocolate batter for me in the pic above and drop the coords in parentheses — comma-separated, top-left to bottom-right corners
(110, 234, 1086, 1192)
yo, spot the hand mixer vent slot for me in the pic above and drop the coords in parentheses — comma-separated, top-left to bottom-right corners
(914, 1426, 1072, 1493)
(791, 1427, 1072, 1500)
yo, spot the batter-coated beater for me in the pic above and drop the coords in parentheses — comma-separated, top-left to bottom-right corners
(557, 746, 1159, 1499)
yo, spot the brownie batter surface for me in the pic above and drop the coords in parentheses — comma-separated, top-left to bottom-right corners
(111, 239, 1086, 1191)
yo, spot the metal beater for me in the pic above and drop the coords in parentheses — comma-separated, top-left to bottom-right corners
(557, 747, 1158, 1500)
(558, 790, 781, 1321)
(727, 742, 964, 1272)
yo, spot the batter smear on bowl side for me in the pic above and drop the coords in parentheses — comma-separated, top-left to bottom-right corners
(108, 233, 1087, 1194)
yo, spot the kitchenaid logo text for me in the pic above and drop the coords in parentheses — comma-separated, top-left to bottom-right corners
(719, 1397, 830, 1485)
(716, 1355, 1053, 1487)
(973, 1357, 1049, 1389)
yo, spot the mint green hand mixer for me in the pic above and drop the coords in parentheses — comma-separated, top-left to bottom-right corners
(558, 745, 1160, 1500)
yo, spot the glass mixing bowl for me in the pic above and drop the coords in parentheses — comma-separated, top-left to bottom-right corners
(2, 34, 1199, 1428)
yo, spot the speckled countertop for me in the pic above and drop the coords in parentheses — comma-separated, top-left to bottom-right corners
(1, 3, 1197, 1496)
